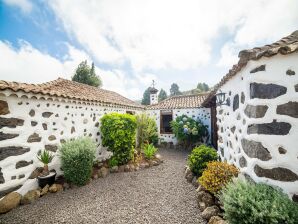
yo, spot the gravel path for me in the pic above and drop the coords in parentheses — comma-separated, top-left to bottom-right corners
(1, 149, 205, 224)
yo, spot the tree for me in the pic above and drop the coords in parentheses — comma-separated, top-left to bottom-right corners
(158, 89, 168, 102)
(72, 61, 102, 87)
(141, 88, 150, 105)
(170, 83, 182, 96)
(196, 82, 210, 93)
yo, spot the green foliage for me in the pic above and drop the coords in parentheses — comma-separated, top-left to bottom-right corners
(136, 113, 158, 150)
(37, 150, 54, 165)
(158, 89, 168, 102)
(170, 115, 208, 144)
(143, 143, 158, 160)
(108, 156, 119, 167)
(196, 82, 210, 93)
(220, 179, 298, 224)
(187, 145, 218, 176)
(100, 113, 137, 165)
(141, 87, 151, 105)
(72, 61, 102, 87)
(170, 83, 182, 96)
(60, 137, 96, 186)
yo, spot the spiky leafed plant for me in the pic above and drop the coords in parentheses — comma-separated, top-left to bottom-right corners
(37, 150, 54, 176)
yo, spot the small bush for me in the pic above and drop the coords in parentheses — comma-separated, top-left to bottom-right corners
(143, 143, 158, 160)
(136, 113, 158, 149)
(187, 145, 218, 176)
(100, 113, 137, 165)
(60, 137, 96, 186)
(108, 156, 118, 167)
(170, 115, 208, 145)
(198, 161, 239, 194)
(220, 179, 298, 224)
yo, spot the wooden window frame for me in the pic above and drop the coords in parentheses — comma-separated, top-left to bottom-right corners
(160, 110, 173, 134)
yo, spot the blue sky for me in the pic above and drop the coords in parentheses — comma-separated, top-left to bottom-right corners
(0, 0, 297, 100)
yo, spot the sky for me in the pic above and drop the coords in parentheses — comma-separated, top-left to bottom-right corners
(0, 0, 297, 100)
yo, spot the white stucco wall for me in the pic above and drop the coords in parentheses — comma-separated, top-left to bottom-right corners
(147, 107, 211, 145)
(216, 52, 298, 199)
(0, 90, 142, 197)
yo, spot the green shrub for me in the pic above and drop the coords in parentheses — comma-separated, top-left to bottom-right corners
(108, 156, 118, 167)
(187, 144, 218, 176)
(143, 143, 158, 160)
(170, 115, 208, 145)
(220, 179, 298, 224)
(60, 137, 96, 186)
(136, 113, 158, 150)
(100, 113, 137, 165)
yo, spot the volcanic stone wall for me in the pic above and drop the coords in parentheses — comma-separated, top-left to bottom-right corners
(216, 53, 298, 200)
(0, 90, 141, 197)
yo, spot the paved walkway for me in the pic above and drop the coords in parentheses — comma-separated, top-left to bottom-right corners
(1, 149, 205, 224)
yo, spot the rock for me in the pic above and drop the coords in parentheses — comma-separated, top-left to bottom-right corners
(276, 101, 298, 118)
(254, 165, 298, 182)
(250, 83, 287, 99)
(197, 191, 215, 212)
(29, 167, 43, 179)
(0, 192, 21, 214)
(29, 109, 35, 117)
(124, 165, 130, 172)
(192, 177, 199, 188)
(21, 190, 40, 204)
(278, 147, 287, 154)
(155, 154, 162, 160)
(0, 146, 30, 161)
(196, 185, 207, 193)
(241, 92, 245, 104)
(244, 105, 268, 118)
(0, 132, 19, 141)
(31, 121, 37, 126)
(233, 94, 239, 111)
(202, 206, 220, 221)
(49, 184, 63, 193)
(110, 166, 118, 173)
(42, 112, 53, 118)
(45, 144, 58, 152)
(63, 182, 70, 190)
(0, 117, 24, 129)
(0, 100, 9, 115)
(295, 84, 298, 92)
(48, 135, 56, 141)
(239, 156, 247, 168)
(241, 138, 272, 161)
(286, 69, 295, 76)
(42, 123, 47, 130)
(40, 184, 49, 196)
(247, 120, 291, 135)
(250, 64, 266, 73)
(16, 160, 33, 169)
(27, 133, 42, 143)
(185, 168, 194, 183)
(71, 126, 75, 134)
(0, 185, 22, 198)
(98, 167, 109, 178)
(129, 164, 135, 172)
(118, 165, 125, 172)
(208, 216, 227, 224)
(152, 160, 159, 166)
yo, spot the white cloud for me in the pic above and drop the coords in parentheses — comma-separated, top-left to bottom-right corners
(3, 0, 33, 13)
(0, 40, 146, 100)
(216, 43, 239, 68)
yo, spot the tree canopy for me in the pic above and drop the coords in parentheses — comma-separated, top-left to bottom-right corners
(141, 87, 151, 105)
(158, 89, 168, 102)
(72, 61, 102, 87)
(196, 82, 210, 93)
(170, 83, 182, 96)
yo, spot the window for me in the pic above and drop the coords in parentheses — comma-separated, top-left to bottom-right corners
(160, 110, 173, 134)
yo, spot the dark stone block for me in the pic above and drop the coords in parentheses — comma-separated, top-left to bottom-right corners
(18, 174, 25, 179)
(276, 101, 298, 118)
(11, 176, 16, 180)
(29, 109, 35, 117)
(241, 92, 245, 104)
(42, 112, 53, 118)
(16, 160, 33, 169)
(286, 69, 295, 76)
(239, 156, 247, 168)
(0, 168, 4, 183)
(292, 194, 298, 202)
(231, 126, 236, 133)
(27, 133, 42, 143)
(278, 147, 287, 154)
(31, 121, 37, 126)
(0, 146, 30, 161)
(241, 138, 272, 161)
(226, 97, 230, 106)
(0, 132, 19, 141)
(250, 83, 287, 99)
(254, 165, 298, 182)
(247, 120, 291, 135)
(0, 117, 24, 129)
(48, 135, 56, 141)
(45, 144, 58, 152)
(295, 84, 298, 92)
(0, 100, 9, 115)
(71, 127, 75, 134)
(244, 105, 268, 118)
(0, 185, 22, 198)
(250, 64, 266, 73)
(42, 123, 47, 130)
(233, 94, 239, 111)
(95, 122, 99, 127)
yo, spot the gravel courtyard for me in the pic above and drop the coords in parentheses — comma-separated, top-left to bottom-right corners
(1, 148, 205, 224)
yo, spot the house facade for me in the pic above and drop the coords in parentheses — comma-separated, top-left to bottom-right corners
(202, 30, 298, 200)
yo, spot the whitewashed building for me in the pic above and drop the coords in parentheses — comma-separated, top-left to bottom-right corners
(202, 30, 298, 201)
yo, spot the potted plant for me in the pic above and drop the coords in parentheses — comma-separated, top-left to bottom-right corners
(36, 150, 56, 188)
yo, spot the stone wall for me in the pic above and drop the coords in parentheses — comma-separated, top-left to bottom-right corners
(216, 53, 298, 200)
(147, 108, 211, 145)
(0, 90, 141, 198)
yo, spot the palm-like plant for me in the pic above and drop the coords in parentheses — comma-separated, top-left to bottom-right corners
(37, 150, 54, 176)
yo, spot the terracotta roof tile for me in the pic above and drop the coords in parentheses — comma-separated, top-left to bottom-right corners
(146, 94, 208, 110)
(202, 30, 298, 106)
(0, 78, 144, 109)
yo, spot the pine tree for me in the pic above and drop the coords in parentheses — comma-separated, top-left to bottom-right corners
(72, 61, 102, 87)
(141, 88, 151, 105)
(170, 83, 182, 96)
(158, 89, 168, 102)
